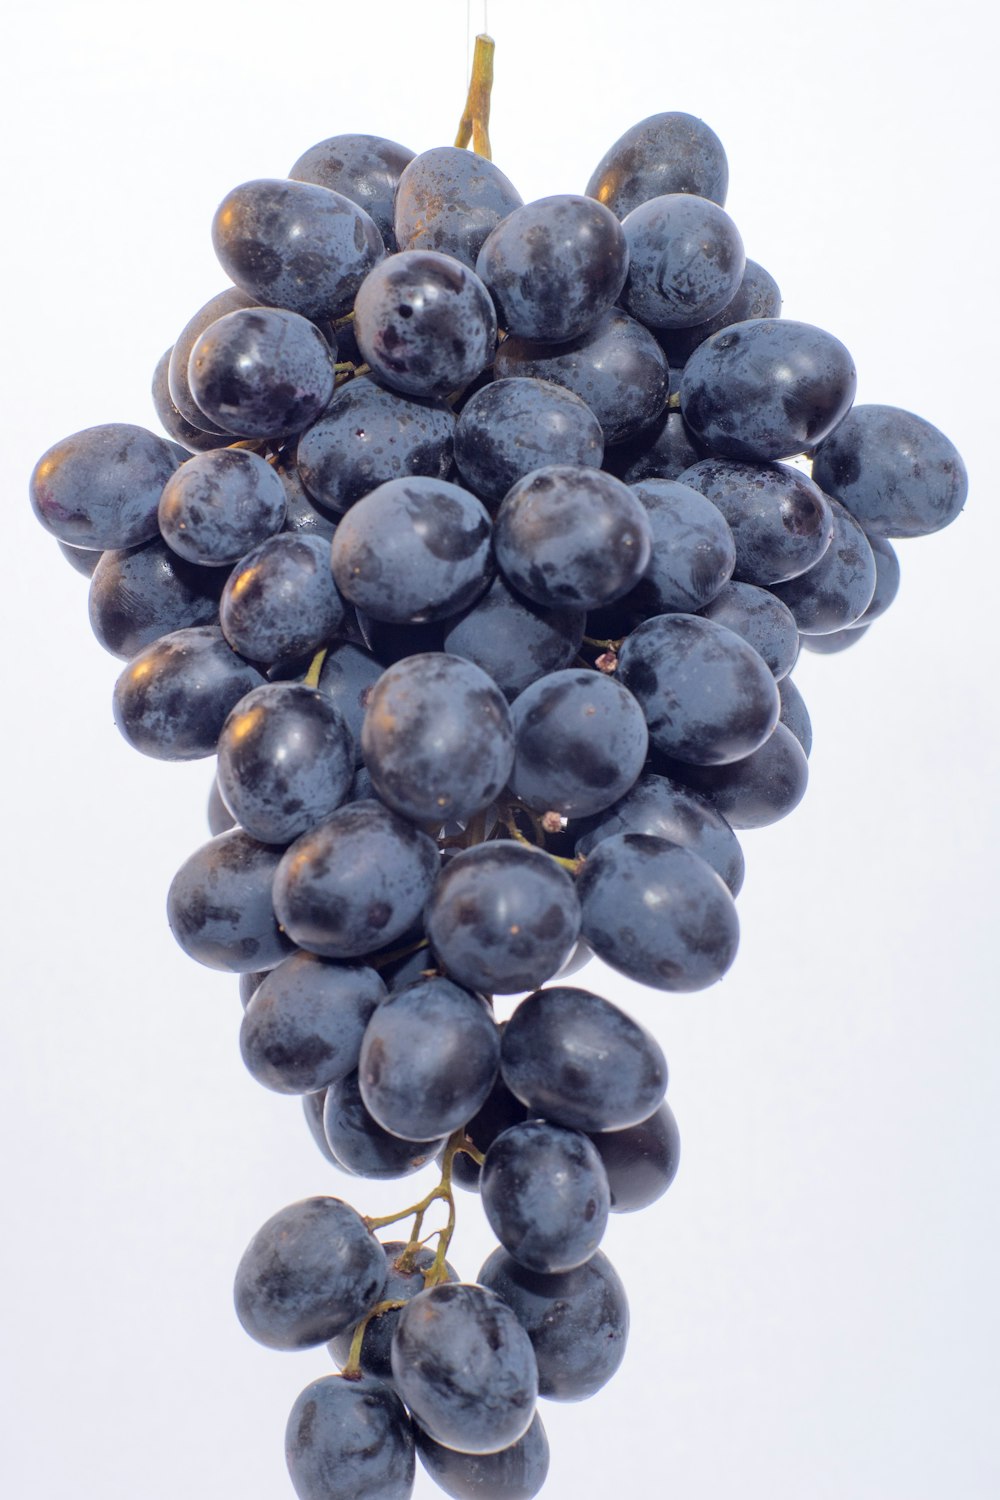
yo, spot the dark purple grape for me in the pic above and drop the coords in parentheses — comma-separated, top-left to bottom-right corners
(425, 842, 581, 995)
(625, 477, 735, 613)
(360, 653, 514, 825)
(30, 422, 180, 551)
(354, 251, 497, 399)
(576, 832, 740, 991)
(478, 1247, 628, 1402)
(660, 721, 809, 829)
(167, 286, 258, 432)
(88, 539, 227, 659)
(415, 1411, 549, 1500)
(509, 668, 649, 817)
(476, 194, 628, 343)
(680, 319, 856, 462)
(494, 465, 652, 610)
(272, 800, 439, 960)
(297, 377, 455, 516)
(234, 1196, 386, 1350)
(588, 1100, 681, 1212)
(811, 403, 968, 537)
(777, 675, 812, 757)
(166, 827, 293, 974)
(604, 407, 703, 483)
(450, 1066, 529, 1194)
(289, 132, 415, 250)
(586, 111, 729, 215)
(151, 346, 225, 453)
(212, 177, 384, 321)
(454, 378, 603, 506)
(157, 447, 287, 566)
(442, 576, 585, 701)
(220, 533, 347, 665)
(113, 624, 265, 761)
(302, 1089, 339, 1165)
(285, 1373, 415, 1500)
(358, 977, 499, 1141)
(494, 308, 669, 446)
(394, 146, 523, 269)
(617, 612, 779, 765)
(500, 985, 667, 1132)
(390, 1283, 538, 1455)
(854, 532, 900, 625)
(277, 462, 339, 540)
(770, 496, 876, 634)
(207, 774, 237, 836)
(57, 540, 103, 576)
(657, 258, 782, 367)
(697, 580, 800, 679)
(315, 642, 382, 764)
(621, 193, 744, 329)
(480, 1120, 610, 1274)
(572, 771, 745, 895)
(322, 1071, 445, 1179)
(678, 456, 834, 585)
(240, 951, 386, 1095)
(331, 477, 492, 625)
(188, 307, 336, 440)
(327, 1242, 459, 1380)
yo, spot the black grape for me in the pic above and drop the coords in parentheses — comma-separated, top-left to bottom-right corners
(212, 177, 384, 321)
(234, 1196, 386, 1350)
(453, 377, 604, 506)
(478, 1246, 629, 1402)
(770, 496, 877, 634)
(322, 1070, 445, 1179)
(30, 423, 179, 551)
(394, 145, 523, 268)
(588, 1100, 681, 1212)
(415, 1411, 550, 1500)
(442, 576, 585, 701)
(315, 641, 383, 764)
(679, 455, 834, 585)
(576, 832, 740, 991)
(151, 347, 224, 453)
(625, 477, 736, 614)
(585, 111, 729, 215)
(166, 827, 294, 974)
(660, 721, 810, 830)
(697, 580, 800, 679)
(777, 675, 813, 757)
(285, 1373, 415, 1500)
(167, 286, 258, 432)
(88, 539, 228, 659)
(621, 193, 744, 329)
(289, 132, 415, 250)
(188, 307, 336, 440)
(219, 533, 347, 666)
(480, 1120, 610, 1274)
(425, 842, 581, 995)
(157, 447, 287, 566)
(390, 1282, 538, 1455)
(604, 407, 703, 483)
(657, 258, 782, 368)
(327, 1241, 459, 1381)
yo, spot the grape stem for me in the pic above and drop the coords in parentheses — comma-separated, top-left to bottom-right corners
(454, 34, 495, 159)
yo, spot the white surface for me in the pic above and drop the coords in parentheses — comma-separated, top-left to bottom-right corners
(3, 2, 998, 1497)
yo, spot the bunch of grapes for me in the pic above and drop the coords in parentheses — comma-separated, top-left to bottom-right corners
(28, 43, 967, 1500)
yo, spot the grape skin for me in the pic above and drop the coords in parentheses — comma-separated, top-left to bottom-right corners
(480, 1120, 611, 1275)
(220, 533, 347, 666)
(157, 447, 287, 566)
(285, 1373, 415, 1500)
(585, 110, 729, 216)
(588, 1100, 681, 1213)
(453, 377, 604, 506)
(289, 132, 415, 251)
(327, 1242, 460, 1382)
(88, 539, 227, 660)
(323, 1070, 445, 1180)
(679, 455, 834, 586)
(166, 827, 294, 974)
(394, 145, 523, 269)
(415, 1411, 550, 1500)
(30, 422, 180, 552)
(188, 307, 337, 440)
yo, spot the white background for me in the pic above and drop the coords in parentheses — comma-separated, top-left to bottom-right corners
(2, 2, 998, 1497)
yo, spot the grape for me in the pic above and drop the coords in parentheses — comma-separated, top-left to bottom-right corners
(680, 319, 857, 462)
(219, 533, 347, 666)
(272, 800, 439, 959)
(424, 842, 581, 995)
(215, 682, 354, 845)
(207, 774, 237, 837)
(576, 832, 740, 991)
(770, 495, 877, 634)
(811, 403, 968, 538)
(390, 1282, 538, 1454)
(167, 286, 258, 432)
(586, 110, 729, 214)
(289, 132, 415, 250)
(360, 653, 514, 824)
(30, 422, 179, 551)
(449, 1066, 529, 1194)
(442, 576, 585, 701)
(354, 250, 497, 399)
(212, 177, 384, 321)
(113, 624, 265, 761)
(315, 641, 383, 763)
(657, 257, 782, 368)
(415, 1411, 550, 1500)
(234, 1196, 387, 1351)
(480, 1120, 611, 1274)
(157, 447, 287, 566)
(330, 477, 492, 625)
(678, 455, 834, 585)
(88, 539, 227, 659)
(617, 612, 779, 765)
(494, 465, 652, 610)
(697, 580, 800, 679)
(475, 194, 629, 343)
(508, 668, 649, 817)
(302, 1089, 339, 1166)
(854, 531, 900, 626)
(494, 307, 669, 445)
(777, 675, 813, 757)
(358, 977, 500, 1141)
(277, 463, 339, 540)
(605, 407, 703, 483)
(394, 145, 523, 268)
(588, 1100, 681, 1212)
(57, 540, 103, 577)
(621, 193, 745, 329)
(327, 1241, 459, 1380)
(625, 477, 736, 614)
(151, 347, 224, 453)
(453, 377, 604, 506)
(188, 307, 337, 440)
(166, 827, 294, 974)
(240, 950, 386, 1095)
(296, 377, 455, 515)
(500, 985, 667, 1132)
(660, 721, 810, 829)
(478, 1246, 629, 1402)
(285, 1373, 415, 1500)
(323, 1070, 445, 1179)
(572, 771, 745, 895)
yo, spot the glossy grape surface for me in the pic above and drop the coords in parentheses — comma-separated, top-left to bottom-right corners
(30, 423, 179, 551)
(480, 1120, 611, 1274)
(285, 1373, 415, 1500)
(166, 827, 293, 973)
(586, 111, 729, 215)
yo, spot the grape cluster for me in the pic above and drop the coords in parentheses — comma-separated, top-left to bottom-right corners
(29, 83, 967, 1500)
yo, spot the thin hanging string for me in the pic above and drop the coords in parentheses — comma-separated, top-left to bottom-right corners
(467, 0, 490, 80)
